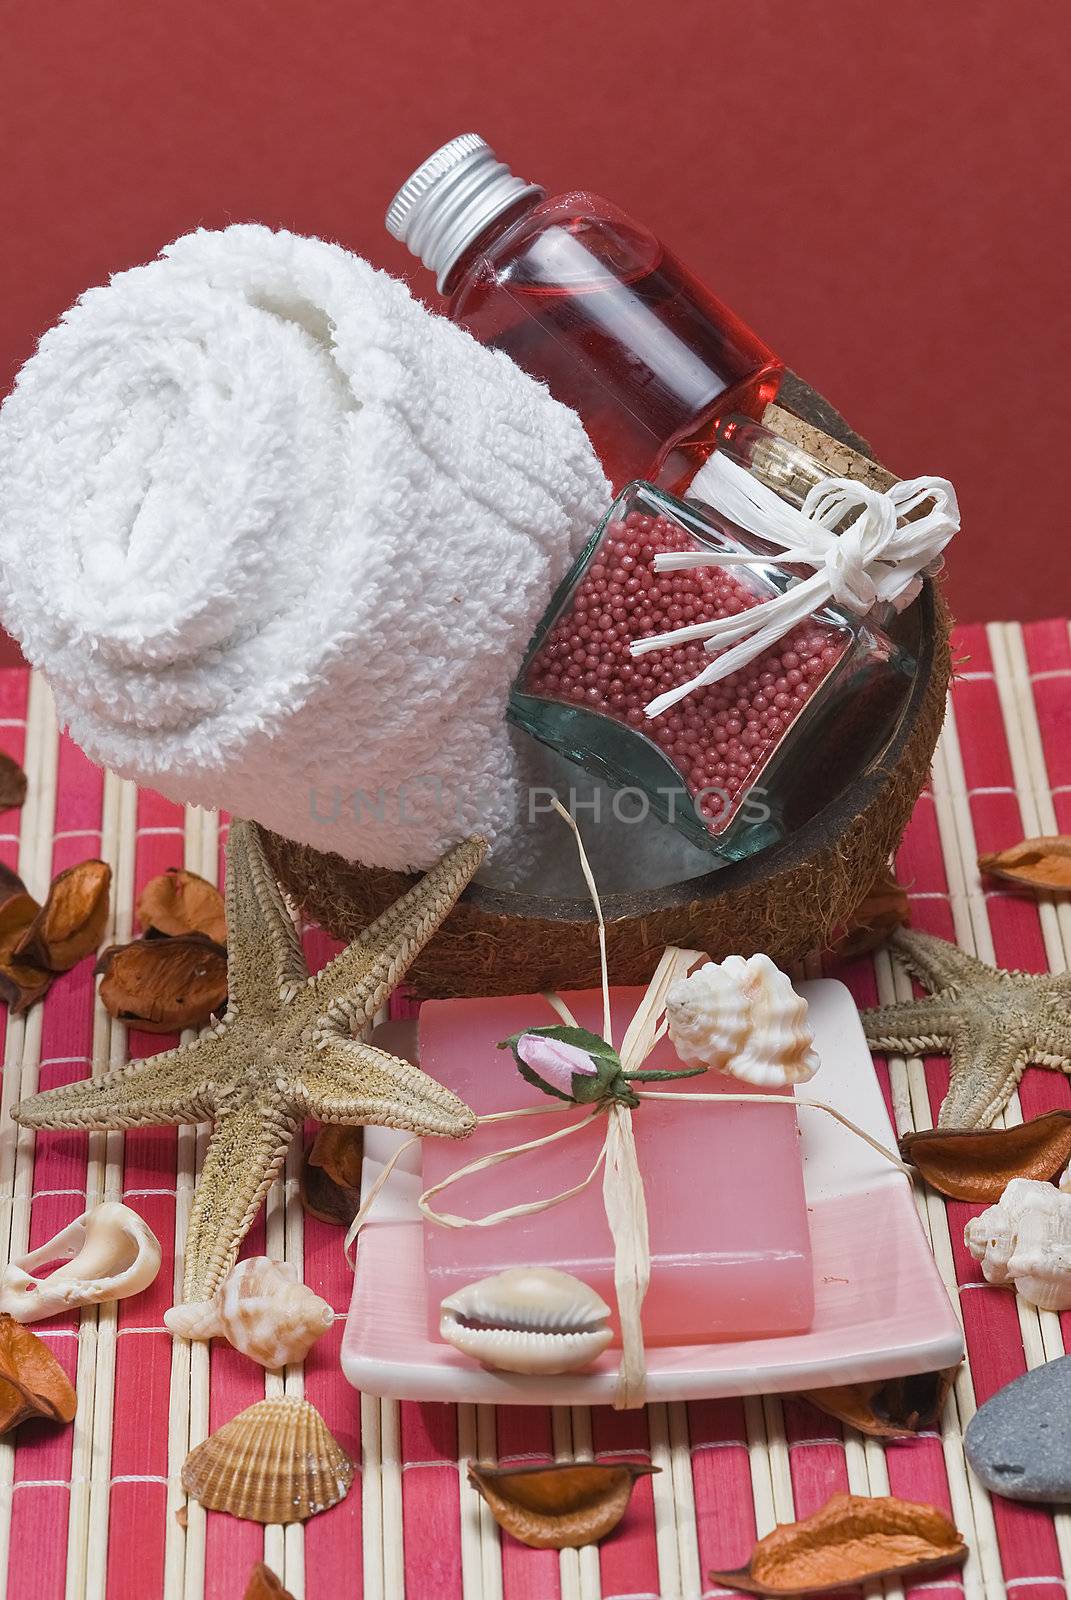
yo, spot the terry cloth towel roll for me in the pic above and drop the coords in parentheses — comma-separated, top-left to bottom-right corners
(0, 225, 609, 870)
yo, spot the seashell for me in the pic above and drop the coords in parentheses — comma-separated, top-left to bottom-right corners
(0, 1201, 161, 1323)
(666, 961, 750, 1073)
(667, 954, 818, 1087)
(440, 1268, 612, 1376)
(965, 1177, 1071, 1310)
(681, 953, 820, 1087)
(164, 1257, 333, 1369)
(180, 1395, 353, 1522)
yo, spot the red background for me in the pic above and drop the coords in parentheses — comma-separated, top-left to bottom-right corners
(3, 0, 1069, 632)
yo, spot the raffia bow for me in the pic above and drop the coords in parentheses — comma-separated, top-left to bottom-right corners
(346, 803, 908, 1410)
(633, 453, 960, 718)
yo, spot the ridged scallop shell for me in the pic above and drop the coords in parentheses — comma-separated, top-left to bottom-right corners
(440, 1268, 612, 1376)
(164, 1258, 333, 1369)
(666, 962, 751, 1072)
(180, 1396, 353, 1522)
(720, 953, 819, 1087)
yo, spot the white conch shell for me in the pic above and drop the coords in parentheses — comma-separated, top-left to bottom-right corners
(0, 1201, 161, 1322)
(665, 962, 750, 1072)
(666, 953, 819, 1087)
(965, 1178, 1071, 1310)
(440, 1267, 612, 1376)
(164, 1257, 333, 1369)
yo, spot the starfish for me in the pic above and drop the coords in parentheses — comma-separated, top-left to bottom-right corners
(14, 819, 485, 1300)
(861, 927, 1071, 1129)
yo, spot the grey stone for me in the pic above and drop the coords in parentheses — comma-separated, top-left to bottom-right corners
(965, 1355, 1071, 1502)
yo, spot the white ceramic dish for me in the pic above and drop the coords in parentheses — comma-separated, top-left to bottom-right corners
(341, 979, 963, 1405)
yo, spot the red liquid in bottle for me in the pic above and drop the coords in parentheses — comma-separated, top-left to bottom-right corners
(388, 141, 782, 493)
(446, 195, 782, 493)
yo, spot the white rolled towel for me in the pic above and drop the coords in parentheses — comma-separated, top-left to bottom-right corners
(0, 225, 608, 869)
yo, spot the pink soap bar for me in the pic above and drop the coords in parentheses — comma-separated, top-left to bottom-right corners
(420, 987, 814, 1345)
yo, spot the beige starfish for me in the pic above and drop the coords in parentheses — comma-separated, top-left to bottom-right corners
(861, 927, 1071, 1128)
(14, 820, 484, 1300)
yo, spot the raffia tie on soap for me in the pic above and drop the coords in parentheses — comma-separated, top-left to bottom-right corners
(347, 808, 909, 1410)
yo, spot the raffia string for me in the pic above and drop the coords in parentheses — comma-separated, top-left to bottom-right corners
(633, 453, 959, 718)
(345, 805, 909, 1409)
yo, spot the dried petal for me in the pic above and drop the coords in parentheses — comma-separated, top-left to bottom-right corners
(136, 867, 226, 945)
(244, 1563, 295, 1600)
(979, 836, 1071, 894)
(0, 866, 50, 1013)
(468, 1460, 657, 1549)
(829, 867, 910, 960)
(14, 859, 112, 973)
(0, 953, 53, 1015)
(0, 1313, 77, 1432)
(0, 754, 27, 813)
(710, 1492, 967, 1595)
(96, 934, 228, 1032)
(300, 1126, 364, 1227)
(899, 1111, 1071, 1202)
(803, 1367, 958, 1439)
(0, 865, 39, 941)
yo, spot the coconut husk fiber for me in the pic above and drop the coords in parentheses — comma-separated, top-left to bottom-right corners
(264, 378, 952, 998)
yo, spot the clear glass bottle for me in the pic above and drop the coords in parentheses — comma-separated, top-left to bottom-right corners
(387, 134, 783, 494)
(508, 479, 915, 863)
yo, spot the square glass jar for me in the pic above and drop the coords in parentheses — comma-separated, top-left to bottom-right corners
(508, 481, 916, 863)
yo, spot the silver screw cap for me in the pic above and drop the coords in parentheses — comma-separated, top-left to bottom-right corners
(386, 134, 543, 294)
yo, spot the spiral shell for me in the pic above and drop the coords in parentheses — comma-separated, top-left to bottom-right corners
(667, 954, 818, 1087)
(180, 1396, 353, 1523)
(440, 1268, 612, 1376)
(164, 1257, 333, 1369)
(724, 953, 820, 1088)
(965, 1178, 1071, 1311)
(665, 962, 750, 1072)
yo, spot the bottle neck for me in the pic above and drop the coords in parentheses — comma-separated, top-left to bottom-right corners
(440, 191, 545, 300)
(386, 136, 543, 294)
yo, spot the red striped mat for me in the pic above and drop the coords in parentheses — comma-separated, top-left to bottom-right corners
(1, 618, 1069, 1599)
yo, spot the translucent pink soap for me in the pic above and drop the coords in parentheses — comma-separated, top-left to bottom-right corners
(420, 986, 814, 1345)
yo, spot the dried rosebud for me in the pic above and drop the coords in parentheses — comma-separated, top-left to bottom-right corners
(468, 1460, 657, 1549)
(516, 1033, 599, 1097)
(709, 1492, 967, 1595)
(136, 867, 226, 946)
(14, 859, 111, 973)
(0, 1313, 76, 1432)
(96, 934, 228, 1033)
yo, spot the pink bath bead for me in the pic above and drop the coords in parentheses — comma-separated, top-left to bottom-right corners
(523, 510, 849, 834)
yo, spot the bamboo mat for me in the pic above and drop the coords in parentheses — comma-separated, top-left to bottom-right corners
(0, 617, 1070, 1600)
